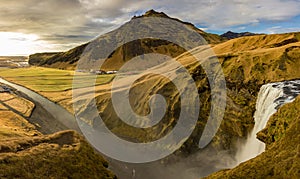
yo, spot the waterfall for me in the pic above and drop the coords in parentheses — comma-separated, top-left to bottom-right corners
(235, 80, 300, 164)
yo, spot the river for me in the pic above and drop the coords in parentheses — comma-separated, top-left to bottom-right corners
(0, 77, 230, 178)
(3, 76, 299, 178)
(0, 78, 79, 131)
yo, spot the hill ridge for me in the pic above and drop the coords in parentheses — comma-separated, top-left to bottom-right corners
(29, 10, 224, 70)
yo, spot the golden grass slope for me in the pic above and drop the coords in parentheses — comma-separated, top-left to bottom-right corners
(214, 32, 300, 53)
(70, 31, 300, 178)
(0, 130, 116, 179)
(213, 32, 300, 84)
(78, 32, 300, 155)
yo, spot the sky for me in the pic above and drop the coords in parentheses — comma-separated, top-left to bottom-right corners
(0, 0, 300, 56)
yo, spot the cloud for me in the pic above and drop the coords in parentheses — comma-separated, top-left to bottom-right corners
(264, 26, 300, 34)
(0, 0, 299, 53)
(157, 0, 300, 29)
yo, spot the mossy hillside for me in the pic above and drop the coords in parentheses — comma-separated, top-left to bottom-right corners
(29, 44, 88, 70)
(210, 32, 300, 150)
(257, 95, 300, 147)
(72, 32, 300, 157)
(214, 33, 300, 84)
(0, 130, 116, 179)
(204, 32, 300, 178)
(29, 52, 59, 66)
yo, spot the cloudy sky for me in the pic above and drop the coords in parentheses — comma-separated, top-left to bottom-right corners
(0, 0, 300, 55)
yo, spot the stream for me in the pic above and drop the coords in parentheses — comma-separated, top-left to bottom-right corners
(0, 78, 79, 131)
(2, 77, 300, 178)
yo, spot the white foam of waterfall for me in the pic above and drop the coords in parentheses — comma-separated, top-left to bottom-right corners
(235, 84, 282, 163)
(235, 80, 300, 164)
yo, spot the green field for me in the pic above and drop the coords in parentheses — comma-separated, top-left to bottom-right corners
(0, 67, 114, 92)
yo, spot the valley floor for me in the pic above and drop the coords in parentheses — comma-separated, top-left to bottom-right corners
(0, 67, 114, 113)
(0, 83, 116, 178)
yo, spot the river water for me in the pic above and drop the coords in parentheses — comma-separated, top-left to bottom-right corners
(0, 78, 79, 131)
(2, 76, 300, 178)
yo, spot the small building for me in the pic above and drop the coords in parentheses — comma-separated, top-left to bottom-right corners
(106, 70, 118, 74)
(89, 69, 106, 75)
(95, 70, 106, 75)
(0, 86, 10, 93)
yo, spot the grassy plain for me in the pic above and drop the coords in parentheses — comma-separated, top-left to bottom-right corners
(0, 67, 114, 92)
(0, 90, 38, 138)
(0, 67, 114, 113)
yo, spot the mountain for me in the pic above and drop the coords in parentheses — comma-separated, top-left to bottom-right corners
(29, 44, 88, 70)
(221, 31, 258, 39)
(71, 31, 300, 177)
(29, 10, 224, 70)
(134, 9, 224, 44)
(26, 9, 300, 178)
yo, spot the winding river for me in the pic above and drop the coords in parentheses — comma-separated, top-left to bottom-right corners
(0, 77, 152, 179)
(2, 76, 300, 178)
(0, 77, 228, 178)
(0, 78, 80, 131)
